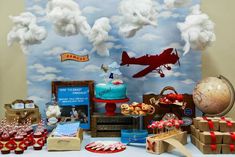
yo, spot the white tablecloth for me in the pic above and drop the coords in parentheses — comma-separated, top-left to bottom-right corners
(2, 135, 235, 157)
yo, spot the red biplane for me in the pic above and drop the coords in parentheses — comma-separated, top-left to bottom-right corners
(120, 48, 180, 78)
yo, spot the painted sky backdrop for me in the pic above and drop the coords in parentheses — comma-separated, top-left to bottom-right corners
(25, 0, 201, 116)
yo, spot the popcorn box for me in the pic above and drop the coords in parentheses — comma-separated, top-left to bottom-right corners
(199, 131, 223, 144)
(146, 131, 188, 155)
(191, 135, 222, 154)
(222, 144, 235, 154)
(220, 120, 235, 132)
(47, 129, 83, 151)
(193, 117, 219, 131)
(223, 132, 235, 144)
(190, 135, 200, 148)
(190, 125, 200, 139)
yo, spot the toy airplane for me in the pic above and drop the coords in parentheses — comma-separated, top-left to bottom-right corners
(120, 48, 180, 78)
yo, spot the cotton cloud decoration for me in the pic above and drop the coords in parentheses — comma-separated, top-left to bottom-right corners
(117, 0, 158, 38)
(7, 12, 47, 53)
(89, 17, 112, 56)
(177, 5, 216, 55)
(46, 0, 91, 37)
(164, 0, 191, 8)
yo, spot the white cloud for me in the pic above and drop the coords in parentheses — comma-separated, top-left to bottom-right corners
(113, 44, 125, 49)
(30, 63, 61, 74)
(116, 0, 158, 38)
(89, 17, 112, 56)
(164, 0, 191, 8)
(111, 69, 122, 75)
(81, 64, 100, 72)
(27, 5, 46, 16)
(44, 47, 66, 56)
(177, 5, 216, 55)
(127, 51, 137, 57)
(82, 6, 101, 14)
(7, 12, 47, 54)
(109, 62, 120, 69)
(31, 74, 67, 82)
(181, 79, 195, 84)
(46, 0, 91, 37)
(141, 33, 160, 41)
(158, 11, 179, 18)
(27, 80, 32, 85)
(148, 70, 185, 78)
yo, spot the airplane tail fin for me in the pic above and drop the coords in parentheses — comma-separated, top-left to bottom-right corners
(120, 51, 130, 66)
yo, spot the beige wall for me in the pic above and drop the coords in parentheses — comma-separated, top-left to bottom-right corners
(0, 0, 235, 119)
(0, 0, 26, 118)
(201, 0, 235, 118)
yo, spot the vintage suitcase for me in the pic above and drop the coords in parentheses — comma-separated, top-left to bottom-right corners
(4, 104, 41, 124)
(143, 87, 195, 133)
(91, 113, 135, 137)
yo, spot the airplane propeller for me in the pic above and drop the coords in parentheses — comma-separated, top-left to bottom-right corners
(175, 49, 181, 66)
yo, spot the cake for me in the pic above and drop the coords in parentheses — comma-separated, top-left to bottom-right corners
(95, 80, 127, 100)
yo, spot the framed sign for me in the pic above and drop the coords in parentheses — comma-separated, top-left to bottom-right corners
(52, 81, 94, 129)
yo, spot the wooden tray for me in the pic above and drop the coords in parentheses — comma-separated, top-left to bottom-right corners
(47, 129, 83, 151)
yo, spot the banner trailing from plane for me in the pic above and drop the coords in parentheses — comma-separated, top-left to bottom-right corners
(60, 52, 89, 62)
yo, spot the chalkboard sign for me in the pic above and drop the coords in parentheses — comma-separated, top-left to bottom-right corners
(52, 81, 94, 129)
(57, 86, 90, 106)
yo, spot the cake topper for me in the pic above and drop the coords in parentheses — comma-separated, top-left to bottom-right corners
(120, 48, 180, 78)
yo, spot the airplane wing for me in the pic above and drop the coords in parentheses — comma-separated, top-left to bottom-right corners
(133, 65, 159, 78)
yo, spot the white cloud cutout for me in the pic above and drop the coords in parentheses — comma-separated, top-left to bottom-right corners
(44, 47, 66, 56)
(31, 74, 67, 82)
(30, 63, 61, 74)
(164, 0, 191, 8)
(81, 64, 100, 72)
(177, 5, 216, 55)
(181, 79, 195, 84)
(141, 33, 160, 41)
(27, 5, 46, 16)
(82, 6, 101, 14)
(7, 12, 47, 54)
(116, 0, 158, 38)
(46, 0, 91, 37)
(89, 17, 112, 56)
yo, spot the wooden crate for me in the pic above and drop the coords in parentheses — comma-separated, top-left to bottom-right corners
(91, 113, 135, 137)
(4, 104, 41, 124)
(47, 129, 83, 151)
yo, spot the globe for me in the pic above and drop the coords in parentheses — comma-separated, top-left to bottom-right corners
(193, 75, 235, 116)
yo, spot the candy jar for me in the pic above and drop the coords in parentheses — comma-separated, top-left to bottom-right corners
(14, 134, 25, 154)
(45, 95, 61, 126)
(33, 131, 44, 150)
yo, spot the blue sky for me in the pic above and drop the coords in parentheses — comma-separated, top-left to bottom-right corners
(25, 0, 201, 115)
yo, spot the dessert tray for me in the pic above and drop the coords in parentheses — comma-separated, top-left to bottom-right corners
(85, 141, 126, 153)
